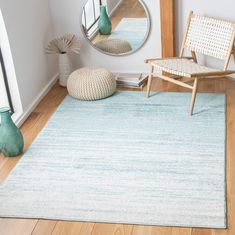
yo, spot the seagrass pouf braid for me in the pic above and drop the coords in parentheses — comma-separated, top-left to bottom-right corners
(94, 38, 132, 54)
(67, 68, 116, 101)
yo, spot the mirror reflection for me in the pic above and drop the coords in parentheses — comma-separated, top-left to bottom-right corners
(82, 0, 150, 56)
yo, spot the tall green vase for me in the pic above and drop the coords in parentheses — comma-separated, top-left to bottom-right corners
(0, 107, 24, 157)
(98, 5, 112, 35)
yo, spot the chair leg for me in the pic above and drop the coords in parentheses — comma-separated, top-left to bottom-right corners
(146, 66, 154, 98)
(189, 78, 198, 116)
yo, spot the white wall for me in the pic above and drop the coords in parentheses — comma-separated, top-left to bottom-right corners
(175, 0, 235, 72)
(49, 0, 162, 74)
(0, 0, 57, 118)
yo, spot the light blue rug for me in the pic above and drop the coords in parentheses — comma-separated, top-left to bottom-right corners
(0, 92, 226, 228)
(110, 18, 148, 50)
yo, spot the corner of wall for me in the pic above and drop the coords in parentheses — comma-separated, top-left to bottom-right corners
(14, 73, 59, 127)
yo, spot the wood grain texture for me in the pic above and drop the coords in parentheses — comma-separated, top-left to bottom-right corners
(52, 221, 84, 235)
(132, 226, 172, 235)
(160, 0, 175, 57)
(192, 229, 212, 235)
(91, 223, 133, 235)
(32, 220, 57, 235)
(172, 228, 192, 235)
(0, 77, 235, 235)
(0, 219, 37, 235)
(79, 223, 95, 234)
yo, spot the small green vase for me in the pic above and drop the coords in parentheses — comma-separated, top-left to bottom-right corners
(98, 5, 112, 35)
(0, 107, 24, 157)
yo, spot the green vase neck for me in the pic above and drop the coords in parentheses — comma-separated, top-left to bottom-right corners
(101, 6, 108, 15)
(0, 111, 12, 125)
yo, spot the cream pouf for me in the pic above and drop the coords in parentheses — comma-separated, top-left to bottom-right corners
(67, 68, 116, 101)
(94, 38, 132, 54)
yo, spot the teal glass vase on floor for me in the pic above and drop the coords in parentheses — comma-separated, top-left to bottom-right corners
(0, 107, 24, 157)
(98, 5, 112, 35)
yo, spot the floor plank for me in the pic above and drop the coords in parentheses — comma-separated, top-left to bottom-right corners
(212, 229, 228, 235)
(227, 196, 235, 235)
(91, 223, 133, 235)
(132, 225, 172, 235)
(172, 227, 192, 235)
(32, 220, 57, 235)
(191, 228, 212, 235)
(51, 221, 95, 235)
(52, 221, 84, 235)
(79, 222, 95, 235)
(0, 153, 8, 169)
(0, 219, 37, 235)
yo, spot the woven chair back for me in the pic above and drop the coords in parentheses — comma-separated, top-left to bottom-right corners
(183, 13, 235, 61)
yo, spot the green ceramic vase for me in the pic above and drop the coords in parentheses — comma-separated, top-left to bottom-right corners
(98, 5, 112, 35)
(0, 107, 24, 157)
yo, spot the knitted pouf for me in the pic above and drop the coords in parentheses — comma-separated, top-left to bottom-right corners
(94, 38, 132, 54)
(67, 68, 116, 101)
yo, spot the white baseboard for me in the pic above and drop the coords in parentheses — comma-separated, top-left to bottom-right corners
(14, 73, 59, 127)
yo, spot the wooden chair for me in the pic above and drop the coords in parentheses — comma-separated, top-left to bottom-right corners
(145, 11, 235, 115)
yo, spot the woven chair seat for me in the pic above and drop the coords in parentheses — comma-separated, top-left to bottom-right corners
(151, 58, 219, 78)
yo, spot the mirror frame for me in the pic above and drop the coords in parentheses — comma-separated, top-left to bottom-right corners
(81, 0, 151, 57)
(81, 0, 175, 57)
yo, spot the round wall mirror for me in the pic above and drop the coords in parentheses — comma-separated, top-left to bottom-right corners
(81, 0, 151, 56)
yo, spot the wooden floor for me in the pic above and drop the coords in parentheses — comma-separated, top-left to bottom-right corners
(92, 0, 146, 43)
(0, 77, 235, 235)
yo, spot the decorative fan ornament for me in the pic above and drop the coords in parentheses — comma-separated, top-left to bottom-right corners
(46, 34, 80, 54)
(46, 34, 81, 87)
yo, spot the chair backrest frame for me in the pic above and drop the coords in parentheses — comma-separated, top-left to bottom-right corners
(180, 11, 235, 70)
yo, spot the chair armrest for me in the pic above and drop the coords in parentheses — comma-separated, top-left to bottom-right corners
(191, 70, 235, 78)
(145, 58, 158, 63)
